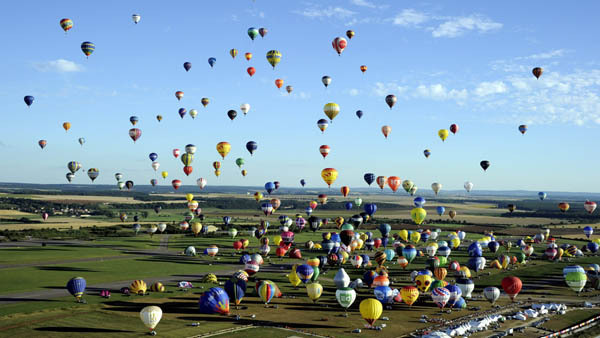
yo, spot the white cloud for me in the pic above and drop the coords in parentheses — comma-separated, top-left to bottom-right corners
(351, 0, 376, 8)
(517, 49, 567, 60)
(33, 59, 83, 73)
(295, 6, 356, 19)
(414, 84, 468, 101)
(348, 88, 360, 96)
(431, 15, 502, 38)
(372, 82, 408, 97)
(474, 81, 508, 96)
(393, 9, 428, 26)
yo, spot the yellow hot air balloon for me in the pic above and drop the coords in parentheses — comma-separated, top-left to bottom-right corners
(230, 48, 238, 59)
(266, 50, 282, 69)
(321, 168, 338, 187)
(398, 229, 408, 242)
(451, 237, 461, 249)
(289, 265, 302, 287)
(415, 274, 432, 292)
(306, 283, 323, 303)
(241, 169, 247, 177)
(459, 266, 471, 278)
(130, 280, 147, 295)
(360, 299, 383, 327)
(63, 122, 71, 132)
(438, 129, 449, 142)
(186, 193, 194, 202)
(334, 217, 344, 228)
(411, 207, 427, 225)
(273, 235, 282, 246)
(216, 142, 231, 159)
(214, 169, 221, 177)
(323, 103, 340, 122)
(161, 171, 168, 179)
(254, 192, 263, 202)
(410, 231, 421, 244)
(401, 286, 420, 306)
(191, 222, 203, 236)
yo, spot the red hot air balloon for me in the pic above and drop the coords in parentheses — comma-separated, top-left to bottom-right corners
(387, 176, 401, 192)
(340, 186, 350, 197)
(532, 67, 543, 79)
(450, 124, 459, 134)
(129, 128, 141, 142)
(319, 145, 331, 159)
(42, 212, 49, 221)
(501, 276, 522, 301)
(275, 79, 284, 89)
(360, 65, 367, 73)
(376, 176, 387, 190)
(247, 67, 255, 77)
(332, 37, 347, 55)
(172, 180, 182, 190)
(183, 166, 193, 176)
(173, 149, 180, 158)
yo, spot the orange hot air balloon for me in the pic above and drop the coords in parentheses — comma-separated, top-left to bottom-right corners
(341, 186, 350, 197)
(309, 201, 318, 210)
(175, 91, 184, 100)
(62, 122, 71, 132)
(247, 67, 255, 77)
(216, 142, 231, 159)
(381, 125, 391, 138)
(321, 168, 338, 187)
(275, 79, 284, 89)
(319, 145, 331, 159)
(376, 176, 387, 190)
(213, 161, 221, 170)
(387, 176, 401, 192)
(558, 202, 570, 212)
(360, 65, 367, 73)
(245, 52, 252, 61)
(271, 198, 281, 210)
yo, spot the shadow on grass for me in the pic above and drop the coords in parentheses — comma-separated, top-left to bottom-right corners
(0, 297, 58, 302)
(35, 327, 134, 333)
(177, 316, 346, 329)
(104, 300, 198, 315)
(37, 266, 98, 272)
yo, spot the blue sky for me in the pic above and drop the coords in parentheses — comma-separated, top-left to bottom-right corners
(2, 1, 600, 192)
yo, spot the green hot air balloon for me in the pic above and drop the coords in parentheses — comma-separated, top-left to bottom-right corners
(565, 271, 587, 293)
(335, 287, 356, 310)
(248, 27, 259, 40)
(235, 158, 245, 168)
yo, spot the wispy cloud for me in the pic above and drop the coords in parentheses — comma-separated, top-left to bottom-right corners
(350, 0, 376, 8)
(33, 59, 83, 73)
(295, 5, 356, 19)
(348, 88, 360, 96)
(392, 9, 428, 27)
(492, 49, 569, 73)
(516, 49, 568, 60)
(431, 15, 502, 38)
(372, 82, 408, 97)
(474, 81, 508, 97)
(414, 84, 468, 102)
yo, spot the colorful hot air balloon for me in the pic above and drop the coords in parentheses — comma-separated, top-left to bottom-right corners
(66, 277, 86, 302)
(381, 125, 391, 138)
(532, 67, 543, 79)
(248, 27, 259, 40)
(208, 57, 216, 67)
(132, 14, 141, 24)
(247, 67, 256, 76)
(346, 30, 355, 39)
(227, 110, 237, 120)
(501, 276, 522, 301)
(199, 287, 230, 314)
(240, 103, 250, 115)
(559, 202, 570, 212)
(230, 49, 238, 59)
(431, 182, 442, 195)
(60, 18, 73, 33)
(401, 286, 419, 306)
(286, 85, 293, 94)
(319, 145, 331, 159)
(63, 122, 71, 132)
(321, 168, 338, 187)
(584, 201, 597, 214)
(38, 140, 47, 149)
(360, 65, 367, 73)
(388, 176, 401, 192)
(87, 168, 99, 182)
(129, 128, 141, 142)
(259, 27, 268, 38)
(183, 62, 192, 71)
(306, 283, 323, 303)
(274, 79, 284, 89)
(216, 142, 231, 159)
(336, 287, 356, 309)
(518, 124, 528, 134)
(332, 37, 347, 55)
(340, 186, 350, 197)
(323, 103, 340, 122)
(266, 50, 282, 69)
(423, 149, 431, 158)
(411, 208, 426, 225)
(317, 119, 329, 132)
(81, 41, 95, 57)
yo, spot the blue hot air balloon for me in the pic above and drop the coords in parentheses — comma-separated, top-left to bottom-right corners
(584, 226, 594, 238)
(24, 95, 34, 107)
(587, 242, 599, 253)
(224, 279, 246, 306)
(296, 264, 314, 283)
(265, 182, 275, 194)
(453, 296, 467, 309)
(468, 257, 486, 272)
(356, 110, 363, 119)
(239, 254, 251, 264)
(445, 284, 462, 307)
(223, 216, 231, 226)
(378, 223, 391, 237)
(374, 285, 394, 304)
(468, 242, 483, 257)
(364, 173, 375, 186)
(421, 232, 430, 242)
(488, 241, 500, 253)
(208, 57, 216, 67)
(130, 116, 139, 125)
(344, 202, 353, 210)
(246, 141, 258, 155)
(300, 179, 306, 187)
(363, 270, 378, 287)
(518, 125, 528, 134)
(150, 179, 158, 186)
(149, 153, 158, 162)
(413, 197, 426, 208)
(436, 206, 446, 216)
(305, 206, 313, 217)
(403, 246, 417, 263)
(538, 192, 547, 200)
(183, 62, 192, 71)
(364, 203, 377, 217)
(66, 277, 86, 301)
(198, 287, 230, 314)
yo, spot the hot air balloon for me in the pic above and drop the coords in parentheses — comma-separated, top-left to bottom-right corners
(436, 206, 446, 216)
(431, 182, 442, 195)
(216, 142, 231, 159)
(336, 287, 356, 310)
(247, 67, 255, 76)
(423, 149, 431, 158)
(401, 286, 419, 306)
(323, 103, 340, 122)
(230, 49, 238, 59)
(480, 160, 490, 171)
(183, 62, 192, 71)
(321, 168, 338, 187)
(286, 85, 293, 94)
(81, 41, 95, 57)
(332, 37, 347, 55)
(243, 141, 258, 155)
(483, 286, 500, 304)
(584, 201, 597, 214)
(584, 226, 594, 238)
(364, 173, 375, 186)
(381, 125, 391, 138)
(388, 176, 401, 192)
(411, 208, 426, 225)
(87, 168, 99, 182)
(464, 181, 473, 192)
(438, 129, 449, 141)
(199, 287, 230, 314)
(227, 110, 237, 121)
(247, 27, 259, 40)
(172, 179, 181, 190)
(356, 110, 363, 119)
(208, 57, 216, 68)
(24, 95, 34, 107)
(307, 283, 323, 303)
(38, 140, 47, 149)
(258, 282, 276, 306)
(266, 50, 282, 69)
(518, 124, 528, 134)
(532, 67, 543, 79)
(300, 179, 306, 187)
(67, 161, 82, 174)
(559, 202, 570, 212)
(375, 176, 386, 190)
(538, 192, 547, 200)
(431, 287, 451, 309)
(360, 65, 367, 73)
(346, 30, 355, 39)
(317, 119, 329, 133)
(321, 76, 332, 89)
(156, 115, 162, 122)
(501, 276, 522, 301)
(385, 95, 396, 109)
(359, 299, 382, 327)
(341, 186, 350, 197)
(132, 14, 141, 24)
(201, 98, 210, 107)
(259, 27, 268, 38)
(240, 103, 250, 116)
(66, 277, 86, 302)
(63, 122, 71, 132)
(129, 128, 141, 142)
(60, 18, 73, 33)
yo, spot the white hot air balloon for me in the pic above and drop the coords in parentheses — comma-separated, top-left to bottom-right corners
(185, 144, 197, 154)
(115, 173, 123, 181)
(132, 14, 141, 24)
(117, 181, 125, 190)
(240, 103, 250, 115)
(157, 223, 167, 233)
(483, 286, 500, 304)
(151, 162, 160, 171)
(431, 182, 442, 195)
(464, 181, 473, 193)
(197, 178, 207, 190)
(334, 268, 351, 288)
(140, 305, 162, 333)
